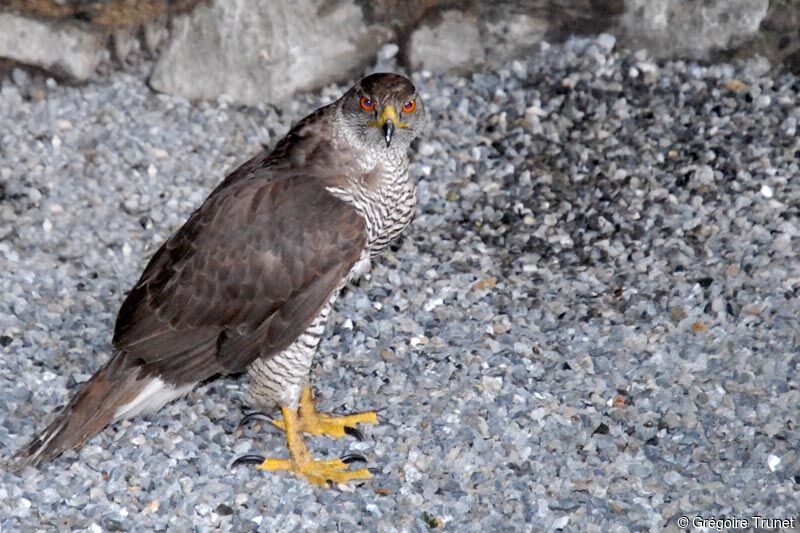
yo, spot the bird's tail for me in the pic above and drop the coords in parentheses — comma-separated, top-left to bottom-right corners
(9, 353, 191, 471)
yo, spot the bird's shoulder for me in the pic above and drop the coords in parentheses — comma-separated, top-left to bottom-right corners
(144, 173, 365, 287)
(217, 102, 349, 191)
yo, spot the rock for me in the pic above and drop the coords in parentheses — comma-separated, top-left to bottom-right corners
(483, 12, 548, 63)
(618, 0, 769, 60)
(143, 14, 169, 54)
(112, 27, 137, 63)
(372, 42, 401, 73)
(404, 3, 574, 74)
(149, 0, 391, 105)
(0, 12, 108, 80)
(406, 11, 485, 73)
(745, 0, 800, 73)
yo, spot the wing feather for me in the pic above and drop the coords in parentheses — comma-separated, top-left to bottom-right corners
(111, 174, 366, 385)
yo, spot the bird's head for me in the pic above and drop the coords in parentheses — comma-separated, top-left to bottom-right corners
(338, 73, 425, 153)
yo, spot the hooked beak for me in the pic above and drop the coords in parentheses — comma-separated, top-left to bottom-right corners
(370, 105, 407, 147)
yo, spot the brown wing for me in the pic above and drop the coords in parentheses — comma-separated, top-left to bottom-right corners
(110, 175, 366, 384)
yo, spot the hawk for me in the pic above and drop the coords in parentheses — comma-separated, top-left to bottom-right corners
(12, 73, 426, 485)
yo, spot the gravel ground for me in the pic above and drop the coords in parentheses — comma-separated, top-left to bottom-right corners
(1, 35, 799, 531)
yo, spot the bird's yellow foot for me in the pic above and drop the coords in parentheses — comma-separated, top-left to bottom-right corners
(270, 387, 378, 439)
(256, 455, 372, 486)
(233, 402, 374, 486)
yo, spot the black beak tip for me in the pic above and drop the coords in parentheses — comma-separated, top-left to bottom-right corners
(383, 121, 395, 147)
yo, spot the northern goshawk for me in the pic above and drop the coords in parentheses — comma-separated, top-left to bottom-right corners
(13, 73, 425, 486)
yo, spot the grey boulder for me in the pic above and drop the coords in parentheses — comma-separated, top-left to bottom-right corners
(0, 12, 107, 81)
(618, 0, 769, 60)
(149, 0, 391, 105)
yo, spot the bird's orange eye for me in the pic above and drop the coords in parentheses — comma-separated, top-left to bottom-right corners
(360, 96, 376, 112)
(402, 100, 416, 113)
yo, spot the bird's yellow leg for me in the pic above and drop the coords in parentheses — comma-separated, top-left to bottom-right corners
(256, 406, 372, 486)
(271, 386, 378, 438)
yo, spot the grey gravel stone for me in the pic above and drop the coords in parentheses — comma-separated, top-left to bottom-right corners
(1, 35, 799, 531)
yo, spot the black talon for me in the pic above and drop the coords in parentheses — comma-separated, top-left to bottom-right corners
(341, 453, 367, 464)
(231, 454, 265, 468)
(238, 412, 272, 427)
(344, 426, 364, 441)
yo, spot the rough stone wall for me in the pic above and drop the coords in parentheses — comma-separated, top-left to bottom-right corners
(0, 0, 794, 104)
